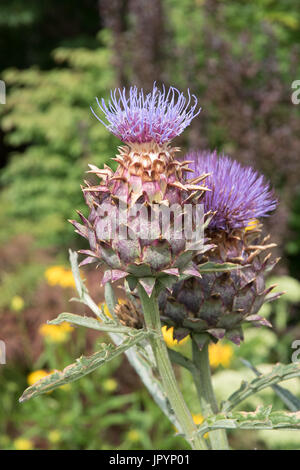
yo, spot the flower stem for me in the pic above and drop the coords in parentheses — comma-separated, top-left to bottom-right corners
(191, 339, 229, 450)
(138, 285, 207, 450)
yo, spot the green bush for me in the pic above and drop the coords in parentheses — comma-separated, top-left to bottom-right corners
(0, 30, 118, 249)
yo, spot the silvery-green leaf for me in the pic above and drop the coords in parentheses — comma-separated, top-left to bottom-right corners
(168, 348, 195, 372)
(241, 359, 300, 412)
(197, 406, 300, 436)
(222, 362, 300, 412)
(69, 249, 106, 321)
(48, 312, 142, 336)
(19, 330, 148, 402)
(104, 282, 118, 320)
(198, 261, 245, 273)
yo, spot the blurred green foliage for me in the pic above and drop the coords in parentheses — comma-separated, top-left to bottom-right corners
(0, 30, 117, 248)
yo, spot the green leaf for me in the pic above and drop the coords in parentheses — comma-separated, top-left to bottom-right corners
(19, 330, 148, 402)
(69, 250, 106, 321)
(197, 406, 300, 436)
(222, 362, 300, 412)
(197, 261, 245, 273)
(104, 282, 118, 320)
(241, 359, 300, 412)
(48, 312, 143, 336)
(168, 348, 195, 372)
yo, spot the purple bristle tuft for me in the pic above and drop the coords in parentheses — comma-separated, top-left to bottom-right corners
(90, 83, 201, 144)
(187, 150, 277, 231)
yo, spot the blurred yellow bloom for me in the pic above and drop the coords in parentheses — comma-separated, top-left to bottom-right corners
(175, 414, 208, 439)
(192, 414, 208, 439)
(101, 299, 127, 319)
(48, 430, 61, 444)
(193, 413, 204, 426)
(59, 322, 74, 333)
(245, 218, 259, 232)
(14, 438, 33, 450)
(10, 295, 25, 312)
(27, 369, 70, 393)
(27, 369, 50, 386)
(161, 326, 189, 348)
(45, 266, 65, 285)
(44, 266, 75, 288)
(209, 342, 233, 368)
(39, 322, 73, 343)
(59, 270, 76, 288)
(59, 383, 71, 391)
(127, 429, 140, 442)
(102, 378, 118, 392)
(101, 303, 112, 319)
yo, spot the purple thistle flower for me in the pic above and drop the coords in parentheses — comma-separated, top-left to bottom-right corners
(90, 83, 201, 144)
(187, 150, 277, 231)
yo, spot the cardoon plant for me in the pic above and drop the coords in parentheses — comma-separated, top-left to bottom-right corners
(70, 83, 216, 449)
(20, 85, 300, 451)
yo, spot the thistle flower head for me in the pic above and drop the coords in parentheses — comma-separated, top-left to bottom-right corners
(91, 83, 201, 145)
(187, 150, 277, 232)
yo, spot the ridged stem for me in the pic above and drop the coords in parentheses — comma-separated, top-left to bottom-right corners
(191, 339, 229, 450)
(138, 285, 208, 450)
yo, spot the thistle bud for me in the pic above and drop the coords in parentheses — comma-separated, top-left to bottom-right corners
(70, 84, 209, 296)
(159, 151, 281, 346)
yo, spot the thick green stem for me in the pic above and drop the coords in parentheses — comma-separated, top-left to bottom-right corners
(138, 285, 207, 450)
(192, 339, 229, 450)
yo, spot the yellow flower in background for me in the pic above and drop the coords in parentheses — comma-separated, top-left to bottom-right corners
(45, 266, 65, 285)
(174, 414, 208, 439)
(27, 369, 70, 392)
(245, 218, 259, 232)
(59, 321, 74, 333)
(48, 430, 61, 444)
(44, 266, 75, 288)
(193, 413, 204, 426)
(14, 437, 33, 450)
(161, 326, 189, 348)
(100, 299, 127, 319)
(127, 429, 141, 442)
(192, 414, 208, 439)
(39, 322, 73, 343)
(59, 270, 76, 288)
(59, 383, 71, 392)
(27, 369, 50, 386)
(102, 378, 118, 393)
(209, 342, 233, 368)
(10, 295, 25, 312)
(101, 303, 112, 319)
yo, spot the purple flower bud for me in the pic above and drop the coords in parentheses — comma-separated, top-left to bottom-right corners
(187, 150, 277, 231)
(90, 83, 201, 144)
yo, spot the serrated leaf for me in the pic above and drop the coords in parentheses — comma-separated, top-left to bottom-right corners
(19, 330, 148, 402)
(197, 406, 300, 436)
(241, 359, 300, 412)
(48, 312, 142, 336)
(222, 362, 300, 412)
(69, 250, 106, 321)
